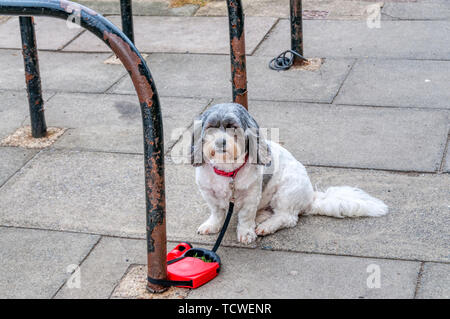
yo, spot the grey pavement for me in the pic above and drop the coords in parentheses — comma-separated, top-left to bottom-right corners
(254, 19, 450, 60)
(55, 237, 148, 299)
(0, 147, 37, 186)
(0, 17, 83, 50)
(0, 0, 449, 299)
(0, 50, 126, 93)
(247, 100, 449, 172)
(63, 15, 277, 54)
(0, 227, 99, 298)
(45, 93, 210, 154)
(196, 0, 383, 20)
(76, 0, 200, 16)
(334, 59, 450, 109)
(187, 248, 420, 299)
(415, 263, 450, 299)
(382, 0, 450, 21)
(0, 91, 33, 139)
(110, 54, 354, 103)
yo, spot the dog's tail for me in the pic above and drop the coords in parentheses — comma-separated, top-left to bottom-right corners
(306, 186, 388, 218)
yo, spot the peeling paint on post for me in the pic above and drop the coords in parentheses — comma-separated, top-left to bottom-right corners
(0, 0, 167, 293)
(226, 0, 248, 110)
(290, 0, 304, 66)
(19, 16, 47, 138)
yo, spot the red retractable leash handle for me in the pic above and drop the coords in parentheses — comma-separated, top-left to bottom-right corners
(147, 202, 235, 289)
(148, 157, 246, 289)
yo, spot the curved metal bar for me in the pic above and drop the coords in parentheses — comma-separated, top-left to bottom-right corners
(226, 0, 248, 110)
(0, 0, 167, 293)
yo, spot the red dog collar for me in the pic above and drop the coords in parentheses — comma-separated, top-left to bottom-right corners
(213, 154, 249, 179)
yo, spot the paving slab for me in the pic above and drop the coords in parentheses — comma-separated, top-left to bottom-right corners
(335, 59, 450, 109)
(245, 100, 449, 172)
(55, 237, 146, 298)
(260, 167, 450, 263)
(45, 93, 209, 154)
(416, 263, 450, 299)
(382, 0, 450, 20)
(254, 19, 450, 60)
(0, 50, 126, 93)
(0, 147, 37, 187)
(110, 53, 353, 103)
(0, 91, 32, 139)
(0, 150, 147, 238)
(0, 17, 83, 50)
(111, 264, 189, 299)
(64, 15, 277, 54)
(188, 247, 419, 298)
(0, 227, 99, 298)
(0, 150, 254, 248)
(56, 238, 182, 299)
(196, 0, 380, 20)
(76, 0, 199, 16)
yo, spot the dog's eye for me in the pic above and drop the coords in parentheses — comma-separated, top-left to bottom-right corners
(205, 123, 219, 130)
(224, 123, 237, 129)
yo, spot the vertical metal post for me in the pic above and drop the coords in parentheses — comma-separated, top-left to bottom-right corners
(118, 0, 164, 292)
(226, 0, 248, 110)
(19, 16, 47, 138)
(120, 0, 134, 44)
(290, 0, 304, 66)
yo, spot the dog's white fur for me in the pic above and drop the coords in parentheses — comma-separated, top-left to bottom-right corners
(193, 104, 388, 244)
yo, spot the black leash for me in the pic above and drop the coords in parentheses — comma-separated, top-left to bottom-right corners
(269, 49, 307, 71)
(212, 202, 234, 253)
(148, 201, 235, 287)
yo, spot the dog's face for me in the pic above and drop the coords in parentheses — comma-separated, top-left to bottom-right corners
(191, 103, 271, 167)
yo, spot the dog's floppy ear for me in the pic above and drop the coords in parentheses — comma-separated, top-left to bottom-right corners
(246, 116, 271, 166)
(190, 117, 204, 166)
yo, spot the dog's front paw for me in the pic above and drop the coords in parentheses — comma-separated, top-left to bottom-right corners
(237, 228, 257, 244)
(197, 221, 221, 235)
(255, 221, 277, 236)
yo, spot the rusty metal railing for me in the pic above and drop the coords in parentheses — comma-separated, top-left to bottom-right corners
(115, 0, 249, 109)
(14, 0, 305, 137)
(290, 0, 304, 66)
(0, 0, 168, 293)
(226, 0, 247, 109)
(17, 0, 248, 139)
(1, 0, 303, 293)
(19, 16, 47, 138)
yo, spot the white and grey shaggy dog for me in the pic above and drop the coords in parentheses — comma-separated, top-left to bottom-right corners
(191, 103, 388, 244)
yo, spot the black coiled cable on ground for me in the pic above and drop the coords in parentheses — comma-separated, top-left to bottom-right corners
(269, 49, 307, 71)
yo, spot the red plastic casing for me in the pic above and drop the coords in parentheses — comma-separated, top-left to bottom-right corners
(167, 242, 192, 261)
(166, 243, 220, 289)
